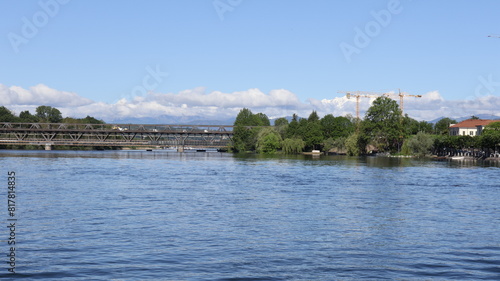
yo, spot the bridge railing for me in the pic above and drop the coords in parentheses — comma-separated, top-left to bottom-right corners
(0, 122, 243, 148)
(0, 122, 237, 133)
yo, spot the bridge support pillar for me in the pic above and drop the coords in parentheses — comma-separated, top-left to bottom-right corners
(44, 144, 52, 151)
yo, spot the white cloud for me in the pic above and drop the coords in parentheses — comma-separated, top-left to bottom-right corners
(147, 87, 305, 109)
(1, 84, 499, 122)
(0, 84, 93, 107)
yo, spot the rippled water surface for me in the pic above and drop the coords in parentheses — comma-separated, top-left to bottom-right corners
(0, 150, 499, 280)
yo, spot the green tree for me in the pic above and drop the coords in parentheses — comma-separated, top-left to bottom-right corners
(308, 110, 320, 122)
(0, 106, 18, 122)
(456, 135, 474, 150)
(321, 114, 354, 139)
(320, 114, 336, 139)
(274, 117, 289, 139)
(274, 117, 289, 127)
(282, 138, 305, 154)
(480, 121, 500, 151)
(434, 117, 456, 135)
(345, 132, 367, 156)
(363, 96, 403, 152)
(253, 113, 270, 126)
(19, 110, 39, 122)
(234, 108, 255, 126)
(418, 121, 434, 134)
(36, 105, 62, 123)
(82, 115, 105, 124)
(285, 115, 300, 139)
(256, 127, 282, 154)
(404, 132, 434, 156)
(483, 121, 500, 135)
(297, 112, 323, 151)
(304, 120, 323, 150)
(402, 115, 420, 136)
(232, 108, 268, 152)
(323, 136, 347, 153)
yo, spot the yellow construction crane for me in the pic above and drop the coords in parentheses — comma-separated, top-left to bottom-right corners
(385, 90, 422, 116)
(338, 91, 390, 119)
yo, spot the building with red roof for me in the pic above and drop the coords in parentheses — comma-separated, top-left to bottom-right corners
(449, 119, 499, 136)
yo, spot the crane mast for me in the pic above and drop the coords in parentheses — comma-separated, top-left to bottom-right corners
(339, 89, 422, 118)
(384, 90, 422, 116)
(338, 91, 390, 119)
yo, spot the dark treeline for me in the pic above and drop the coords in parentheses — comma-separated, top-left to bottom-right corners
(0, 105, 104, 124)
(0, 105, 108, 150)
(2, 101, 498, 156)
(232, 96, 500, 157)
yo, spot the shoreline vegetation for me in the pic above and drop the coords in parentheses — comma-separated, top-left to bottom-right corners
(1, 99, 500, 160)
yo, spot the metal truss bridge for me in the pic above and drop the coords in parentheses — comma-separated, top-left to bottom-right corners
(0, 123, 236, 150)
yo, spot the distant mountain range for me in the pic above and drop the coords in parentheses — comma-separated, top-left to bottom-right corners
(107, 115, 299, 125)
(107, 115, 236, 125)
(107, 114, 500, 125)
(429, 114, 500, 124)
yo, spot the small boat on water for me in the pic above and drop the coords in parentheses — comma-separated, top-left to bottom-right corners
(303, 150, 322, 156)
(451, 156, 465, 160)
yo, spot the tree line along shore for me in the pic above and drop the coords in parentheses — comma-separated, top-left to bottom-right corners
(1, 98, 499, 157)
(230, 97, 500, 158)
(0, 105, 104, 125)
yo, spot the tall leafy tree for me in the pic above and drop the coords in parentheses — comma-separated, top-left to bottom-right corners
(19, 110, 39, 122)
(418, 121, 434, 134)
(274, 117, 289, 127)
(434, 117, 456, 135)
(274, 117, 289, 139)
(345, 132, 368, 156)
(483, 121, 500, 134)
(282, 138, 305, 154)
(0, 106, 18, 122)
(232, 108, 268, 152)
(404, 132, 434, 156)
(402, 114, 420, 136)
(234, 108, 255, 126)
(480, 121, 500, 151)
(82, 115, 105, 124)
(256, 127, 282, 154)
(323, 136, 347, 153)
(320, 114, 354, 139)
(253, 113, 270, 126)
(308, 110, 320, 122)
(286, 114, 300, 139)
(296, 112, 323, 150)
(363, 96, 403, 152)
(36, 105, 62, 123)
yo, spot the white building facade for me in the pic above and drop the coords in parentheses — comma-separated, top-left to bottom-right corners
(449, 119, 497, 136)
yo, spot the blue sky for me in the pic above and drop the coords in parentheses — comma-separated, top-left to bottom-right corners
(1, 0, 500, 122)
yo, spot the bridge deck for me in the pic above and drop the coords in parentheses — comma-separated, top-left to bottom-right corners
(0, 122, 241, 149)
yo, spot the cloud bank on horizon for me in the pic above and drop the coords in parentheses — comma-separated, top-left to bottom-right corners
(1, 83, 499, 122)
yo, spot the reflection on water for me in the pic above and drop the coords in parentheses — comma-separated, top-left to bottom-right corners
(1, 149, 499, 167)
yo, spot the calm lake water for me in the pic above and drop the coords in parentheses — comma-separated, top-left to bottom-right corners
(0, 150, 499, 280)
